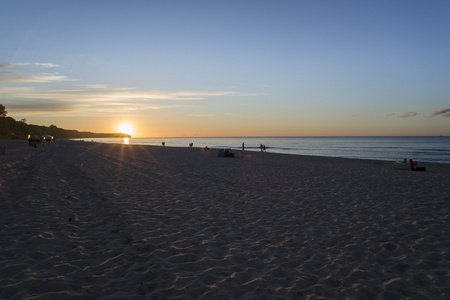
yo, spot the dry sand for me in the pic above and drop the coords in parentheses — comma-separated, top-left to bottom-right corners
(0, 140, 449, 299)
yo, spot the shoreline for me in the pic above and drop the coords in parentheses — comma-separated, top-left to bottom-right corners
(3, 137, 449, 165)
(69, 136, 450, 165)
(1, 140, 449, 298)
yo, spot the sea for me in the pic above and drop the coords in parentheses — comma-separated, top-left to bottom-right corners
(79, 136, 450, 164)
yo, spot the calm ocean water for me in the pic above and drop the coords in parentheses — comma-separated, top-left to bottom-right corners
(81, 136, 450, 164)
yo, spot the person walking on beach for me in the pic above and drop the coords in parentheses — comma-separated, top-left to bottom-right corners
(242, 142, 245, 151)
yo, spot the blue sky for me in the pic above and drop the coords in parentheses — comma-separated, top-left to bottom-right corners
(1, 0, 449, 137)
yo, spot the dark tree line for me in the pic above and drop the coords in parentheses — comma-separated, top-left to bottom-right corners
(0, 104, 130, 139)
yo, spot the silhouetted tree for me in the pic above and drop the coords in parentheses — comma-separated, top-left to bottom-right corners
(0, 105, 130, 139)
(0, 104, 7, 117)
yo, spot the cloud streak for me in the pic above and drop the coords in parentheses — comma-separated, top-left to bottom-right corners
(0, 62, 29, 68)
(0, 72, 68, 83)
(0, 61, 63, 83)
(0, 87, 233, 101)
(33, 63, 59, 68)
(0, 62, 59, 68)
(432, 108, 450, 118)
(0, 87, 234, 116)
(400, 112, 418, 118)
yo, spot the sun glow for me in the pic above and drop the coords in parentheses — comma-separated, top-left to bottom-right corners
(117, 123, 134, 136)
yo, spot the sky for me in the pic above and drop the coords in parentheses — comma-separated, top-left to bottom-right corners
(1, 0, 449, 137)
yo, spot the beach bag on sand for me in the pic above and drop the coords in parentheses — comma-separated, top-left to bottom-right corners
(218, 149, 224, 157)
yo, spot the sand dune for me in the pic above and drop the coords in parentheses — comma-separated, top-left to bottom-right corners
(1, 140, 449, 299)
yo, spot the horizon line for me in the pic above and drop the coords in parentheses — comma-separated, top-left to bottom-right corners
(120, 135, 448, 139)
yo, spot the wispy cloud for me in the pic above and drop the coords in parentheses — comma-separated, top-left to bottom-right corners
(84, 84, 110, 89)
(6, 100, 79, 113)
(33, 63, 59, 68)
(400, 111, 418, 118)
(0, 62, 58, 68)
(0, 61, 63, 83)
(0, 72, 69, 83)
(0, 87, 231, 101)
(0, 62, 29, 68)
(0, 87, 234, 116)
(236, 92, 268, 97)
(432, 108, 450, 118)
(386, 113, 396, 118)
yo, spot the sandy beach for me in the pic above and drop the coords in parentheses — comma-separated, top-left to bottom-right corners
(0, 140, 449, 299)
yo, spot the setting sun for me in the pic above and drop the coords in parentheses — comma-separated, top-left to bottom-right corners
(117, 123, 134, 136)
